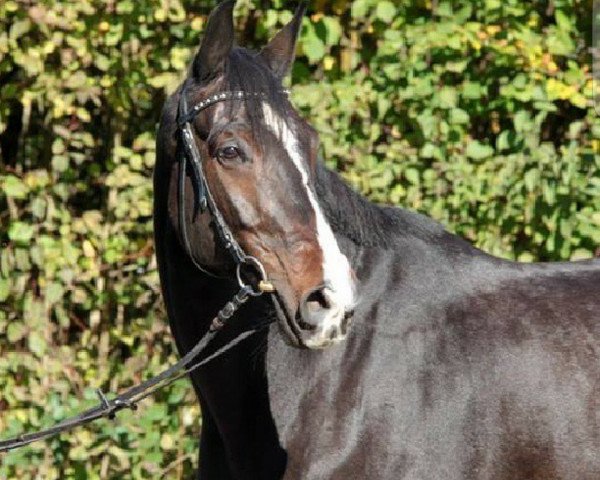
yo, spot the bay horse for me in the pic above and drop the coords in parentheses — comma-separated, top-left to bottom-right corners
(154, 1, 600, 478)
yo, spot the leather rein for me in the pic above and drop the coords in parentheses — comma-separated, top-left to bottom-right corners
(0, 82, 277, 453)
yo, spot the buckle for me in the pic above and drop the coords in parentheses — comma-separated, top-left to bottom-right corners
(236, 256, 276, 296)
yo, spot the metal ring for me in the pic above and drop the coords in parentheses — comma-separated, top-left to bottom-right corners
(236, 256, 271, 296)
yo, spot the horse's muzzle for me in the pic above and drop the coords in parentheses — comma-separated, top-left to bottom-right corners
(295, 285, 355, 348)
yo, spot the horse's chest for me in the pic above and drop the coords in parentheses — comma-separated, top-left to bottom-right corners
(264, 328, 468, 479)
(263, 316, 600, 480)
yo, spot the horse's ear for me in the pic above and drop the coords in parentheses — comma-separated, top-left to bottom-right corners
(193, 0, 236, 81)
(258, 2, 307, 79)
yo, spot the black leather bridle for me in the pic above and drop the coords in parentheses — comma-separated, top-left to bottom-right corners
(176, 79, 278, 293)
(0, 82, 281, 453)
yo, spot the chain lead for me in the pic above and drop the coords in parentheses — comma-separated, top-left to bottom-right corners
(210, 285, 254, 332)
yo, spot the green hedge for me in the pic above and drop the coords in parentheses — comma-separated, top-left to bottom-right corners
(0, 0, 598, 477)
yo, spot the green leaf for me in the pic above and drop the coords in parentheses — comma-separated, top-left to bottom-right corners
(555, 10, 572, 32)
(51, 155, 69, 173)
(446, 60, 468, 73)
(450, 108, 470, 124)
(466, 141, 494, 160)
(302, 24, 326, 63)
(351, 0, 372, 18)
(45, 282, 64, 304)
(438, 88, 458, 108)
(2, 176, 29, 198)
(28, 331, 46, 357)
(321, 17, 342, 45)
(375, 1, 396, 23)
(31, 197, 47, 219)
(514, 111, 532, 133)
(7, 322, 27, 342)
(496, 130, 519, 151)
(0, 278, 10, 302)
(147, 73, 177, 89)
(8, 222, 35, 244)
(95, 54, 111, 72)
(571, 249, 593, 261)
(404, 168, 420, 185)
(524, 169, 539, 192)
(9, 19, 31, 40)
(462, 82, 485, 99)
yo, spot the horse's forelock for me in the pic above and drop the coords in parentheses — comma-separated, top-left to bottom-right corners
(220, 47, 292, 134)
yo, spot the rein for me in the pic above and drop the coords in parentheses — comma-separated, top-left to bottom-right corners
(0, 286, 257, 453)
(0, 83, 277, 453)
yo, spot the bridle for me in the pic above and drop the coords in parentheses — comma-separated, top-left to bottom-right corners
(176, 79, 279, 293)
(0, 81, 283, 453)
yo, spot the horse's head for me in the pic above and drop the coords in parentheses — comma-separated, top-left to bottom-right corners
(176, 0, 355, 349)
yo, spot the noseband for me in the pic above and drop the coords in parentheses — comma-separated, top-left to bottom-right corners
(176, 80, 280, 293)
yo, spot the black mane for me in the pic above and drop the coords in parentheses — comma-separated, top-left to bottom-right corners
(315, 163, 448, 248)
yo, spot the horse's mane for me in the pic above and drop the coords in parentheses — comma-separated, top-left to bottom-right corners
(315, 163, 448, 248)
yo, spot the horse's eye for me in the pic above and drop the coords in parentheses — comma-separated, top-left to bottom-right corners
(216, 146, 241, 162)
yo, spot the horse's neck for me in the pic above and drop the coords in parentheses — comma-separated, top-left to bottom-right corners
(315, 163, 479, 267)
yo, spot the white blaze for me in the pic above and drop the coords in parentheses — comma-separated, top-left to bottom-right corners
(262, 105, 355, 318)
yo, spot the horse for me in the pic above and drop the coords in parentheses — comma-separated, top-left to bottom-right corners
(153, 1, 600, 478)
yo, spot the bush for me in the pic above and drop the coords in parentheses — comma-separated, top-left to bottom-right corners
(0, 0, 597, 477)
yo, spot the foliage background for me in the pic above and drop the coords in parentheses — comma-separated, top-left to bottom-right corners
(0, 0, 598, 477)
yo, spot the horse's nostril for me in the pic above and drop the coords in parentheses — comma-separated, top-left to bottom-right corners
(298, 286, 336, 330)
(305, 288, 331, 313)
